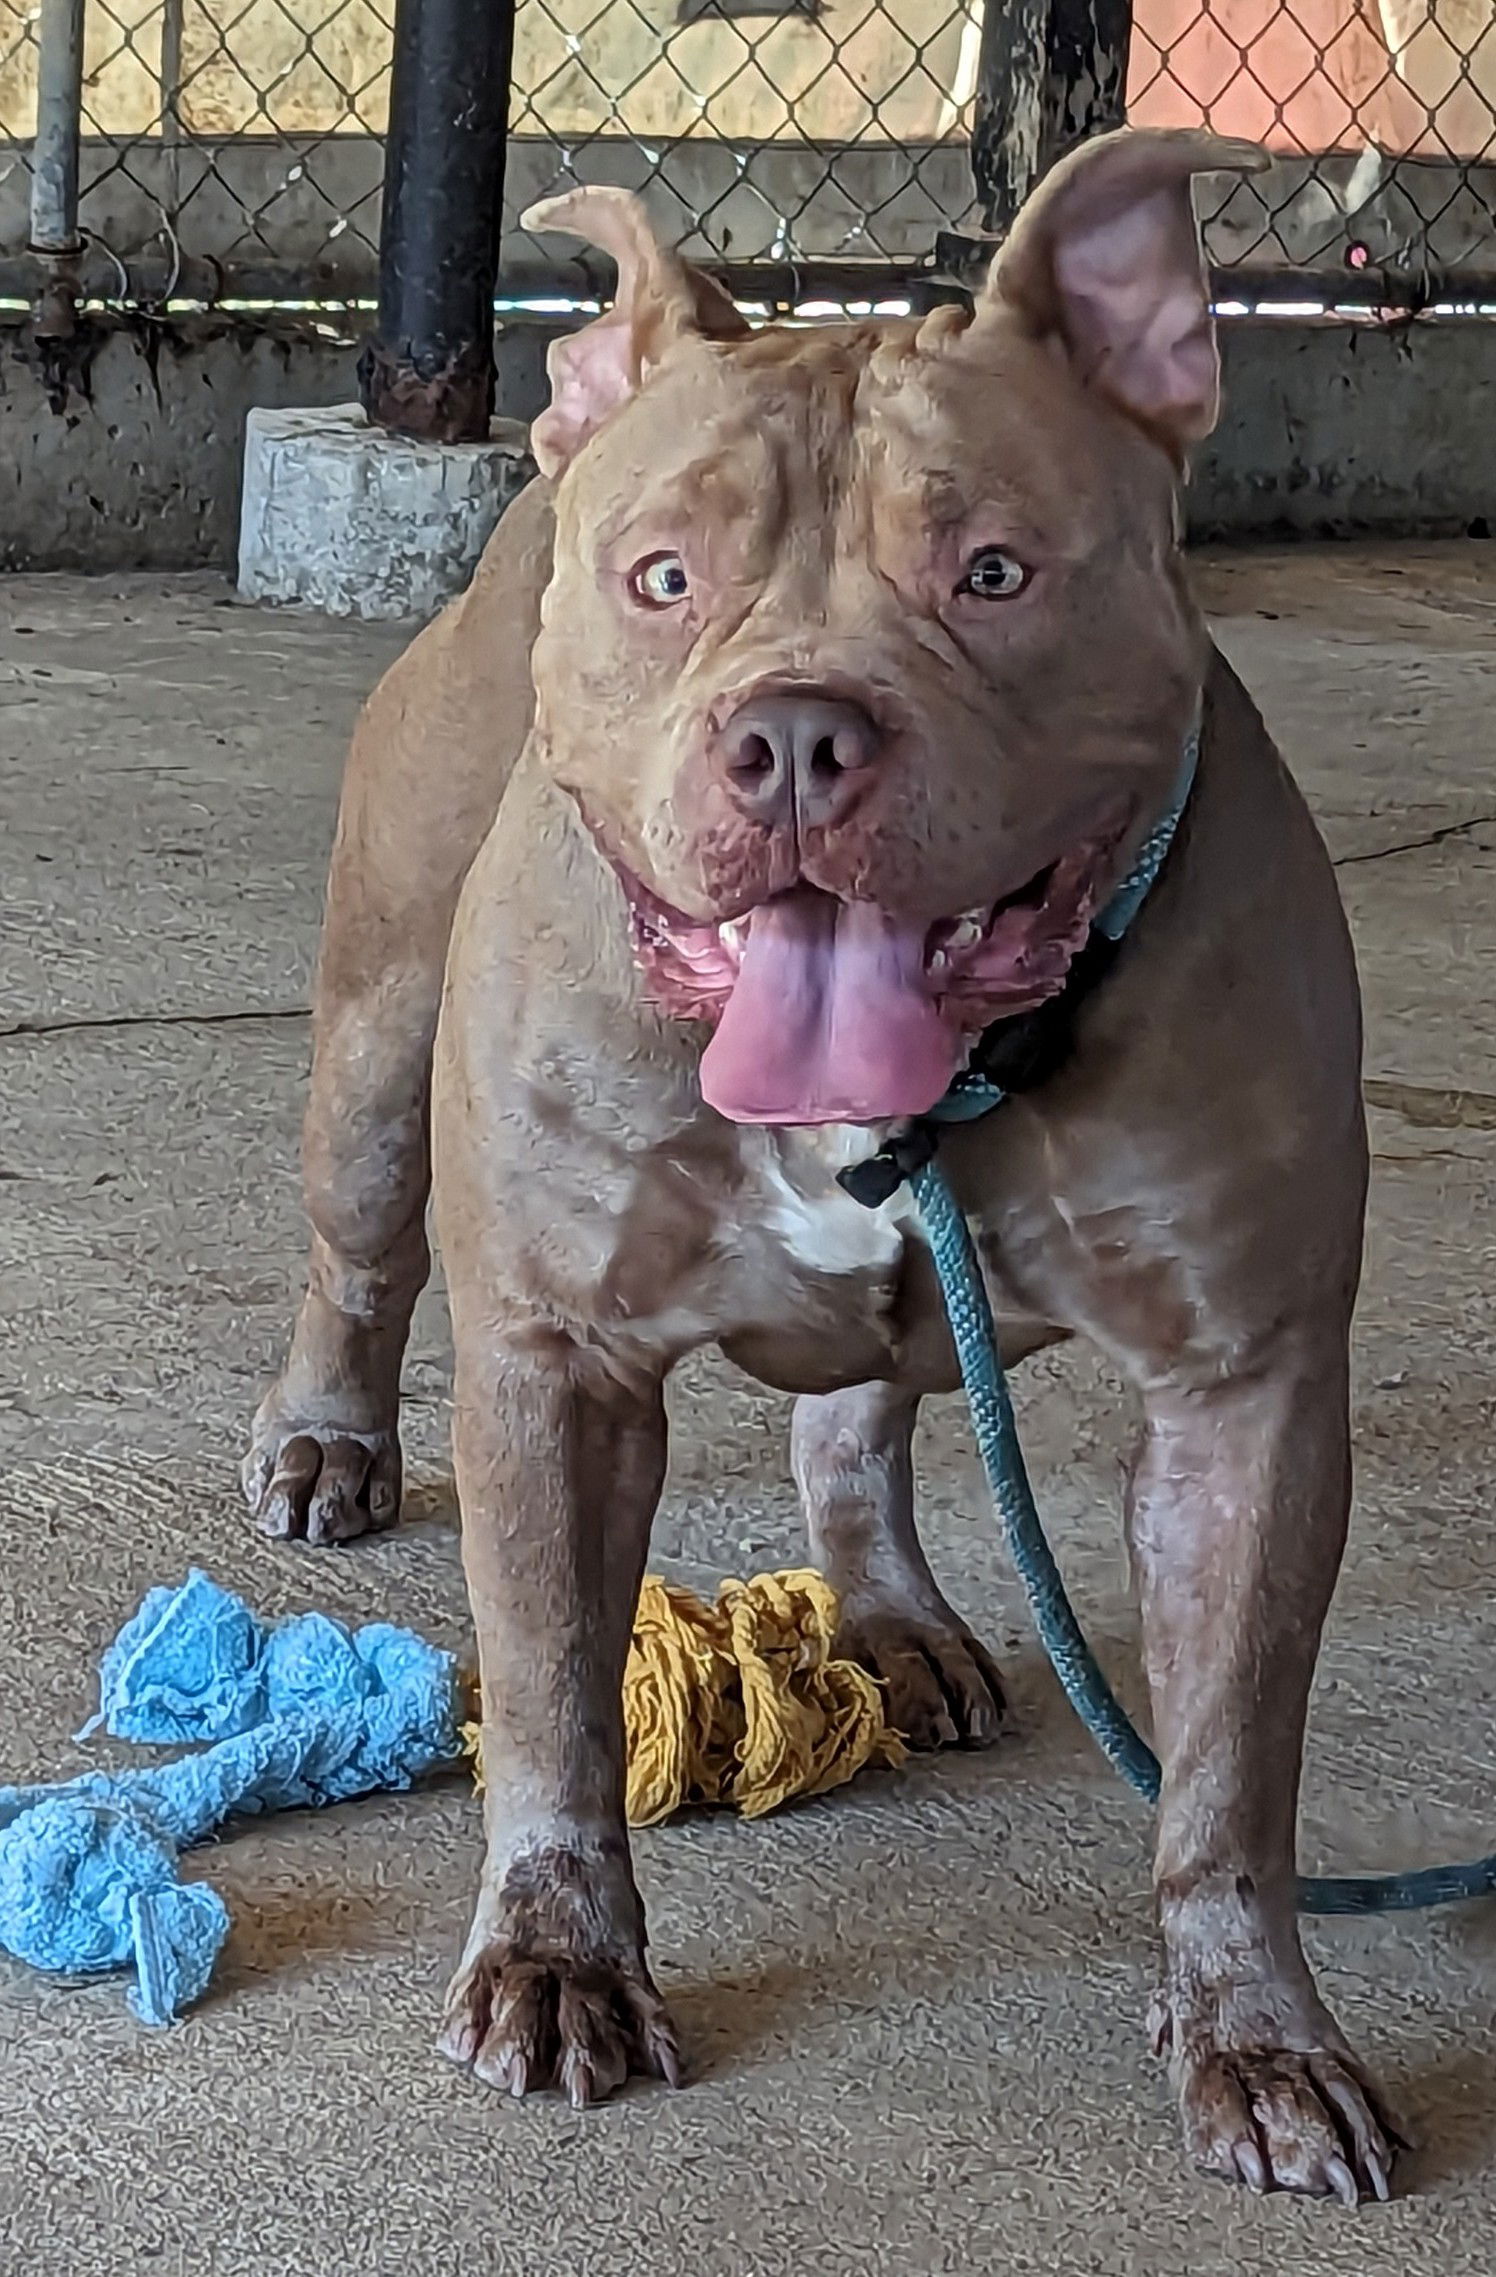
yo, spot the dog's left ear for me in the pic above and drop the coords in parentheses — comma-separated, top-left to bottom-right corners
(963, 128, 1268, 453)
(521, 188, 750, 478)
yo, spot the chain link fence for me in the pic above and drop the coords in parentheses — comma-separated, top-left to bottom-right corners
(1, 0, 1493, 303)
(504, 0, 984, 289)
(1138, 0, 1496, 287)
(0, 0, 391, 298)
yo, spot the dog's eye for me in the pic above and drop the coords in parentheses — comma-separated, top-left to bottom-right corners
(959, 548, 1029, 601)
(630, 553, 691, 609)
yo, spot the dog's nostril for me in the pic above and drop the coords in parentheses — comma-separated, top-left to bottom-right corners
(733, 732, 777, 779)
(810, 735, 843, 778)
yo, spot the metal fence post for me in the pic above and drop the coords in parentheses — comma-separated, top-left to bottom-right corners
(1041, 0, 1133, 166)
(160, 0, 187, 246)
(970, 0, 1049, 240)
(359, 0, 517, 444)
(969, 0, 1134, 244)
(28, 0, 86, 332)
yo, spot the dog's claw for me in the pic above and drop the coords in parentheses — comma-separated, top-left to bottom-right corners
(244, 1416, 402, 1544)
(1234, 2138, 1269, 2194)
(1325, 2155, 1360, 2209)
(834, 1605, 1005, 1751)
(1175, 2033, 1395, 2204)
(443, 1936, 678, 2107)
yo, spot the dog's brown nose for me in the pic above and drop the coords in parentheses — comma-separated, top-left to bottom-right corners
(717, 692, 882, 830)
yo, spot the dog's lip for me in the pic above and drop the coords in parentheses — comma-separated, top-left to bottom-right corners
(925, 861, 1061, 966)
(614, 837, 1114, 961)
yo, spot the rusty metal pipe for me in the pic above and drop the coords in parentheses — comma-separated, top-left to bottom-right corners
(28, 0, 86, 333)
(29, 0, 85, 256)
(359, 0, 516, 444)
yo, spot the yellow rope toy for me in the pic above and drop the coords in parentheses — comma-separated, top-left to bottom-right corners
(464, 1569, 906, 1824)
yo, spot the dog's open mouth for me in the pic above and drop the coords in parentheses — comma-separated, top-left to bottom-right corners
(619, 839, 1113, 1127)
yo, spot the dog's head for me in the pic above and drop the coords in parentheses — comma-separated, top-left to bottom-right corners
(523, 129, 1264, 1126)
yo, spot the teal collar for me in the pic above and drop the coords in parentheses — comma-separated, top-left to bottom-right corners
(1091, 722, 1201, 946)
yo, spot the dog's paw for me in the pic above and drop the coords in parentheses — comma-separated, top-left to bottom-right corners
(439, 1943, 681, 2108)
(1173, 2040, 1403, 2204)
(242, 1399, 401, 1545)
(835, 1604, 1005, 1750)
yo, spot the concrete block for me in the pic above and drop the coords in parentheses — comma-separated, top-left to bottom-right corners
(236, 402, 535, 618)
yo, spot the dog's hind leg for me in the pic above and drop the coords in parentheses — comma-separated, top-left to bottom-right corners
(792, 1382, 1005, 1749)
(243, 482, 555, 1544)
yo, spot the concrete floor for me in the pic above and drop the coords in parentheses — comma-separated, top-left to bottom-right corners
(3, 548, 1496, 2274)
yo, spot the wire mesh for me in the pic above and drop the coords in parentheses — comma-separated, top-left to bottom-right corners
(0, 0, 1492, 301)
(1, 0, 391, 297)
(1132, 0, 1496, 285)
(503, 0, 984, 290)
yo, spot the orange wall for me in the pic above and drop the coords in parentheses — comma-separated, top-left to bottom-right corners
(1130, 0, 1496, 158)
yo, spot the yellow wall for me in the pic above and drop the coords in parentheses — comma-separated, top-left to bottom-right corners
(2, 0, 980, 142)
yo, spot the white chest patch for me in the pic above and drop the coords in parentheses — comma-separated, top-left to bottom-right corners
(749, 1125, 920, 1280)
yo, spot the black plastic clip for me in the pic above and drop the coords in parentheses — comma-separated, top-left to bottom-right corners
(836, 1121, 938, 1208)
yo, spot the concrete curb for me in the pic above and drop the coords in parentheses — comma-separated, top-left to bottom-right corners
(235, 403, 536, 618)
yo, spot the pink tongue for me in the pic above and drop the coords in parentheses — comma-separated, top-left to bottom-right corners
(700, 890, 961, 1125)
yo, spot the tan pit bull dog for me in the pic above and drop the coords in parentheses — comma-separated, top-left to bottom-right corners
(244, 128, 1401, 2200)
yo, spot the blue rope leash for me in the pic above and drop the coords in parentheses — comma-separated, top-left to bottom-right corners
(880, 723, 1496, 1916)
(911, 1159, 1496, 1914)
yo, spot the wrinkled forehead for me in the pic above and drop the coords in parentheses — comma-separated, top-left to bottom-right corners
(556, 312, 1137, 562)
(553, 324, 869, 557)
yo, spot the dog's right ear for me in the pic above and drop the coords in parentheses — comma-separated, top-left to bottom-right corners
(522, 189, 750, 478)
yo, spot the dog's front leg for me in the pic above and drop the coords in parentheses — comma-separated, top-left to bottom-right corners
(1132, 1334, 1401, 2201)
(438, 1334, 680, 2106)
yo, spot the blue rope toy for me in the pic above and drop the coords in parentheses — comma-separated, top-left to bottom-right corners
(0, 1571, 463, 2021)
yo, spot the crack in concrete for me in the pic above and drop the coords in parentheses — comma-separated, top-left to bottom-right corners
(1334, 810, 1496, 868)
(0, 1005, 311, 1042)
(1365, 1077, 1496, 1131)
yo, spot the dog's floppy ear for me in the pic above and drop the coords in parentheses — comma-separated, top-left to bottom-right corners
(521, 188, 750, 478)
(963, 128, 1268, 453)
